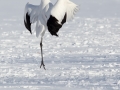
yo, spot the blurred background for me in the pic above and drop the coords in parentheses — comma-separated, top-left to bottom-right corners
(0, 0, 120, 19)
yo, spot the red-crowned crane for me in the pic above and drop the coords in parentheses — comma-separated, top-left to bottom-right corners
(24, 0, 78, 70)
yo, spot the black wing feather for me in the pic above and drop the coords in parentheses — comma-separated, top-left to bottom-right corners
(24, 13, 32, 34)
(61, 13, 67, 25)
(47, 13, 67, 36)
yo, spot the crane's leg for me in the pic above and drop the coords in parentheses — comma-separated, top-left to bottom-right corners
(40, 37, 46, 70)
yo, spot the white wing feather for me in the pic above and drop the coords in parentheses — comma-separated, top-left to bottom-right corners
(51, 0, 66, 23)
(44, 3, 53, 19)
(66, 0, 79, 21)
(50, 0, 78, 23)
(24, 3, 39, 23)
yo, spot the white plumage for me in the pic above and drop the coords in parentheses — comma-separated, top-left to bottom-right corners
(24, 0, 78, 69)
(51, 0, 78, 22)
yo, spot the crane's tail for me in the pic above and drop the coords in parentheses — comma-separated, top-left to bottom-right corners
(66, 0, 79, 21)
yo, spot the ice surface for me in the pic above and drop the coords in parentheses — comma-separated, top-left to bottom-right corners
(0, 0, 120, 90)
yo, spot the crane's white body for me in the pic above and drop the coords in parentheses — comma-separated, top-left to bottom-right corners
(24, 0, 78, 37)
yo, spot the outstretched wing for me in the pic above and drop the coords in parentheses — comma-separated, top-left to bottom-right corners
(24, 1, 54, 37)
(24, 3, 39, 34)
(66, 0, 79, 21)
(50, 0, 78, 22)
(47, 0, 78, 36)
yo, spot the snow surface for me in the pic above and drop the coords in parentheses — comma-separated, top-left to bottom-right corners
(0, 0, 120, 90)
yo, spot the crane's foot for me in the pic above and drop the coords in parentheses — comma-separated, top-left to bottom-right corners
(40, 60, 46, 70)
